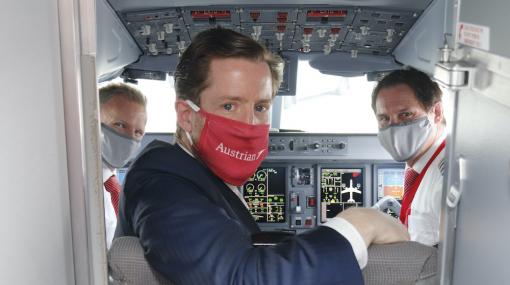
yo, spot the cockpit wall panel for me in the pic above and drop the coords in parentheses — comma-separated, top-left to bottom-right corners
(97, 0, 142, 82)
(393, 0, 454, 74)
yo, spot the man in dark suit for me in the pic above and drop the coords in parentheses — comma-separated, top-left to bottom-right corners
(116, 27, 408, 285)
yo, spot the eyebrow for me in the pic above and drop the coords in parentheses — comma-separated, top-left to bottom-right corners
(396, 108, 415, 113)
(257, 98, 272, 104)
(378, 106, 414, 114)
(215, 96, 272, 104)
(215, 95, 244, 102)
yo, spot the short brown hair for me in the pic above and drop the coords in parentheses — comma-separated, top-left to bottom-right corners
(99, 82, 147, 108)
(174, 27, 284, 139)
(372, 68, 442, 112)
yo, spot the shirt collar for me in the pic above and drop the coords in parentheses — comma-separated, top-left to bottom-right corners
(410, 129, 447, 173)
(176, 140, 195, 158)
(102, 163, 115, 183)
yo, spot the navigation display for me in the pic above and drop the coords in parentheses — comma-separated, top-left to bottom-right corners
(377, 167, 404, 201)
(242, 167, 286, 223)
(320, 168, 363, 218)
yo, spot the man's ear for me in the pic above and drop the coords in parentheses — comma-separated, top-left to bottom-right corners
(432, 101, 444, 124)
(175, 99, 193, 132)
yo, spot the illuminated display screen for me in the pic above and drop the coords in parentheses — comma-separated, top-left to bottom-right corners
(242, 167, 286, 223)
(377, 168, 404, 201)
(291, 167, 313, 186)
(320, 168, 363, 218)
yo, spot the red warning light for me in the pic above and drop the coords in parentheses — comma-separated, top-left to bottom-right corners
(277, 12, 288, 23)
(250, 11, 260, 21)
(307, 10, 348, 18)
(191, 10, 231, 19)
(303, 27, 314, 35)
(330, 27, 342, 34)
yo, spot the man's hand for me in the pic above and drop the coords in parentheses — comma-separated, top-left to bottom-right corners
(338, 208, 409, 247)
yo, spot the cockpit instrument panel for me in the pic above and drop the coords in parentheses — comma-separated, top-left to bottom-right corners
(139, 133, 398, 233)
(320, 168, 364, 218)
(243, 167, 287, 223)
(376, 167, 405, 201)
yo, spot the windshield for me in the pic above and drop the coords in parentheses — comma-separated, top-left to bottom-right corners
(99, 59, 380, 134)
(279, 60, 378, 133)
(98, 77, 177, 133)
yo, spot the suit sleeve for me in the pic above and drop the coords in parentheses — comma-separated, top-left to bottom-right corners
(128, 175, 363, 285)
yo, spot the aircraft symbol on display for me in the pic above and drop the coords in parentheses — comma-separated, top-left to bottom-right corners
(341, 179, 361, 203)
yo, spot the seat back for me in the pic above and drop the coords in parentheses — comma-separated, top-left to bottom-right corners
(362, 241, 438, 285)
(108, 237, 437, 285)
(108, 237, 174, 285)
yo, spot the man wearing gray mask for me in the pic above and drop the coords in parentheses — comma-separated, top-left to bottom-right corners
(99, 83, 147, 248)
(372, 69, 446, 246)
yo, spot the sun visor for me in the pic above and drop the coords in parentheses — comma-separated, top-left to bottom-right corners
(308, 52, 401, 77)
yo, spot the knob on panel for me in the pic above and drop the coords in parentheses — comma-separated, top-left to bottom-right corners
(289, 140, 294, 151)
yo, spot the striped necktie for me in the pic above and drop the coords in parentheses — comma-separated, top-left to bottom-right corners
(403, 167, 419, 201)
(104, 175, 121, 215)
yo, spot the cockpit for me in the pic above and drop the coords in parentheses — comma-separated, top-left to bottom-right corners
(95, 1, 450, 284)
(4, 0, 510, 284)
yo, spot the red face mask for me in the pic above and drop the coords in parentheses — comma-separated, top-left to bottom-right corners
(186, 100, 269, 186)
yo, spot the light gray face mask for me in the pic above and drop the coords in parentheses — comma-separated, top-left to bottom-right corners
(101, 124, 142, 168)
(378, 116, 434, 162)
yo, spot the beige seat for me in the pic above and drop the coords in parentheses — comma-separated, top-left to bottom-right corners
(108, 237, 437, 285)
(362, 242, 438, 285)
(108, 237, 174, 285)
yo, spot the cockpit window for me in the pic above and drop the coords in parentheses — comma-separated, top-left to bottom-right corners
(278, 60, 378, 133)
(99, 59, 379, 134)
(99, 77, 177, 133)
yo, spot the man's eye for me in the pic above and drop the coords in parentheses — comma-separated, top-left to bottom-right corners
(223, 103, 233, 111)
(255, 105, 268, 112)
(113, 122, 125, 128)
(401, 112, 412, 118)
(378, 116, 388, 122)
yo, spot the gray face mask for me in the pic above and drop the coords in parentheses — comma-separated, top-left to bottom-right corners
(101, 124, 141, 168)
(378, 116, 434, 162)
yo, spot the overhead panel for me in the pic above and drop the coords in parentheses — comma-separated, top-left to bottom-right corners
(291, 8, 353, 54)
(123, 8, 190, 56)
(118, 5, 421, 57)
(239, 8, 298, 51)
(340, 9, 418, 56)
(182, 8, 239, 38)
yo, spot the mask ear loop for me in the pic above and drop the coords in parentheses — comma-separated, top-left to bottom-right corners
(186, 100, 201, 112)
(425, 108, 438, 141)
(185, 131, 194, 147)
(184, 100, 200, 147)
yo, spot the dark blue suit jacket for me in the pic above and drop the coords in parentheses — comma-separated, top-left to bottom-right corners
(116, 141, 363, 285)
